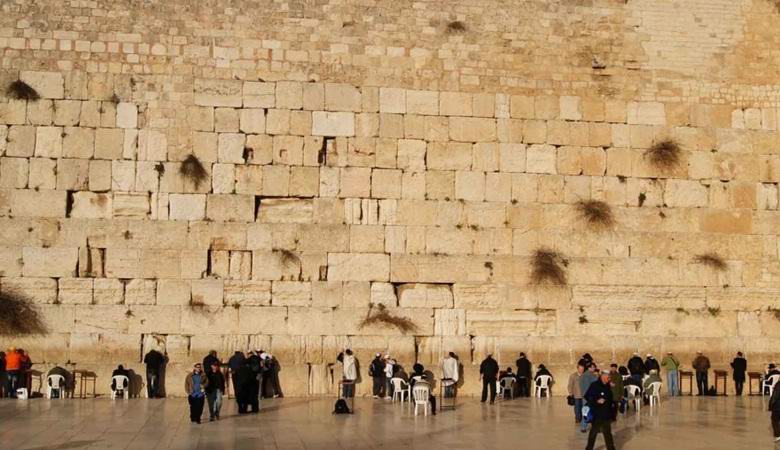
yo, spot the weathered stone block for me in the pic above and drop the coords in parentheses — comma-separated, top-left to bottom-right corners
(328, 253, 390, 282)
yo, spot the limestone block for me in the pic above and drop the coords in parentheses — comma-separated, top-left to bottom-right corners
(137, 129, 167, 161)
(0, 246, 22, 277)
(272, 135, 304, 165)
(289, 166, 319, 197)
(251, 250, 299, 281)
(368, 168, 401, 199)
(324, 83, 361, 112)
(664, 179, 708, 208)
(238, 306, 288, 334)
(534, 96, 559, 120)
(214, 107, 239, 132)
(93, 128, 123, 159)
(455, 171, 485, 201)
(55, 158, 88, 190)
(224, 280, 271, 306)
(312, 111, 355, 137)
(20, 71, 64, 99)
(472, 93, 495, 118)
(473, 143, 499, 172)
(99, 101, 116, 128)
(262, 165, 290, 196)
(466, 310, 552, 336)
(191, 279, 224, 306)
(129, 306, 182, 334)
(11, 189, 66, 217)
(62, 127, 95, 159)
(303, 83, 325, 110)
(189, 106, 214, 132)
(379, 88, 406, 114)
(0, 157, 28, 188)
(433, 309, 467, 336)
(167, 193, 205, 221)
(406, 90, 439, 115)
(206, 194, 254, 222)
(258, 198, 312, 224)
(369, 282, 397, 306)
(0, 126, 5, 155)
(379, 113, 404, 138)
(338, 167, 371, 198)
(397, 283, 453, 308)
(155, 279, 191, 306)
(627, 102, 666, 125)
(6, 126, 36, 157)
(22, 247, 78, 278)
(390, 255, 492, 284)
(125, 279, 156, 305)
(0, 277, 57, 304)
(104, 248, 140, 278)
(116, 102, 138, 129)
(243, 81, 275, 108)
(526, 144, 557, 174)
(235, 165, 264, 196)
(112, 192, 150, 218)
(559, 96, 582, 121)
(449, 117, 496, 142)
(348, 225, 383, 253)
(328, 253, 390, 282)
(217, 133, 246, 163)
(272, 281, 311, 306)
(239, 108, 265, 133)
(510, 95, 534, 119)
(266, 109, 290, 135)
(194, 79, 242, 107)
(276, 81, 303, 110)
(34, 126, 63, 158)
(245, 134, 273, 164)
(391, 139, 423, 171)
(70, 192, 112, 219)
(426, 142, 471, 170)
(0, 100, 26, 125)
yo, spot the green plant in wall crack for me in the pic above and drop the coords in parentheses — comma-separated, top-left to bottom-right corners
(530, 248, 569, 285)
(575, 199, 615, 230)
(6, 80, 40, 101)
(0, 291, 47, 336)
(359, 303, 418, 334)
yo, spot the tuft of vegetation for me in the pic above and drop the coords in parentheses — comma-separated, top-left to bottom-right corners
(768, 307, 780, 321)
(644, 139, 681, 170)
(0, 291, 47, 336)
(110, 93, 121, 103)
(359, 303, 418, 334)
(707, 306, 721, 317)
(578, 315, 589, 324)
(530, 248, 568, 285)
(446, 21, 467, 33)
(179, 154, 208, 188)
(575, 200, 615, 230)
(675, 307, 690, 315)
(694, 253, 727, 272)
(273, 248, 300, 268)
(154, 162, 165, 176)
(6, 80, 40, 101)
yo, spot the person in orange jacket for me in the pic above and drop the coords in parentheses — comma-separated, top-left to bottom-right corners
(5, 348, 21, 398)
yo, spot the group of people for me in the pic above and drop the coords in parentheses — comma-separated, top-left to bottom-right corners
(0, 348, 33, 398)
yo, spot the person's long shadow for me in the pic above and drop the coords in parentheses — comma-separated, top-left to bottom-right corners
(22, 440, 100, 450)
(203, 398, 310, 423)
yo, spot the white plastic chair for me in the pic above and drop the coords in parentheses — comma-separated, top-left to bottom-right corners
(647, 382, 661, 407)
(535, 375, 552, 398)
(391, 377, 410, 403)
(413, 384, 431, 416)
(764, 374, 780, 397)
(499, 377, 515, 400)
(111, 375, 130, 399)
(46, 374, 65, 399)
(626, 385, 642, 412)
(16, 388, 28, 399)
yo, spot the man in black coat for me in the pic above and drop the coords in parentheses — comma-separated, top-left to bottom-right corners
(515, 352, 532, 397)
(235, 361, 259, 414)
(227, 351, 245, 396)
(627, 353, 646, 384)
(480, 354, 499, 404)
(369, 353, 386, 399)
(769, 377, 780, 442)
(644, 354, 660, 372)
(143, 349, 167, 398)
(584, 370, 616, 450)
(731, 351, 747, 396)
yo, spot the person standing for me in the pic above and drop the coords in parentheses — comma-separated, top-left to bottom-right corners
(235, 360, 258, 414)
(227, 350, 245, 397)
(567, 364, 585, 425)
(143, 349, 166, 398)
(692, 351, 711, 396)
(480, 354, 499, 404)
(441, 352, 459, 399)
(584, 370, 617, 450)
(731, 351, 747, 396)
(205, 361, 225, 421)
(0, 351, 6, 398)
(516, 352, 532, 397)
(369, 353, 386, 399)
(339, 349, 357, 398)
(661, 351, 680, 396)
(384, 356, 395, 400)
(769, 378, 780, 443)
(203, 350, 219, 370)
(609, 364, 624, 417)
(5, 348, 20, 398)
(184, 363, 208, 424)
(578, 363, 599, 433)
(644, 354, 660, 373)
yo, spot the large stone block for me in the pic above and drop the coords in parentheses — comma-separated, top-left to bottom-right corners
(312, 111, 355, 137)
(206, 194, 255, 222)
(20, 71, 64, 99)
(328, 253, 390, 282)
(22, 247, 78, 278)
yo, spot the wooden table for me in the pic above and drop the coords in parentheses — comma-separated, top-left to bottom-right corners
(73, 370, 97, 398)
(714, 370, 728, 395)
(748, 372, 762, 395)
(679, 370, 694, 396)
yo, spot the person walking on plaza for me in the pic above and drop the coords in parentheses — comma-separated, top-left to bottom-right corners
(584, 370, 617, 450)
(144, 349, 167, 398)
(627, 353, 646, 384)
(731, 351, 747, 396)
(769, 377, 780, 442)
(568, 363, 585, 425)
(578, 363, 598, 433)
(369, 353, 386, 399)
(184, 363, 208, 424)
(205, 361, 225, 421)
(661, 351, 680, 396)
(339, 349, 357, 398)
(692, 351, 711, 396)
(480, 354, 499, 404)
(516, 352, 532, 397)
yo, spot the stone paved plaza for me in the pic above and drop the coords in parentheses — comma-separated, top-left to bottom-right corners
(0, 396, 774, 450)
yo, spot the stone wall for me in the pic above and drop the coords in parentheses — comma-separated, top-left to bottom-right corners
(1, 0, 780, 396)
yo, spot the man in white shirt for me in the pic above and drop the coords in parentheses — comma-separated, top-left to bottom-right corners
(384, 355, 395, 400)
(340, 349, 357, 398)
(442, 352, 459, 398)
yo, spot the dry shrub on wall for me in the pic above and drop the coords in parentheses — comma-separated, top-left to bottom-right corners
(0, 291, 47, 336)
(273, 248, 300, 267)
(530, 248, 569, 285)
(6, 80, 40, 101)
(359, 304, 418, 334)
(644, 139, 681, 170)
(694, 253, 727, 271)
(446, 21, 467, 33)
(179, 154, 208, 188)
(575, 200, 615, 230)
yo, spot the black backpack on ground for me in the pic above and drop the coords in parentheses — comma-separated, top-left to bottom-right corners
(333, 398, 350, 414)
